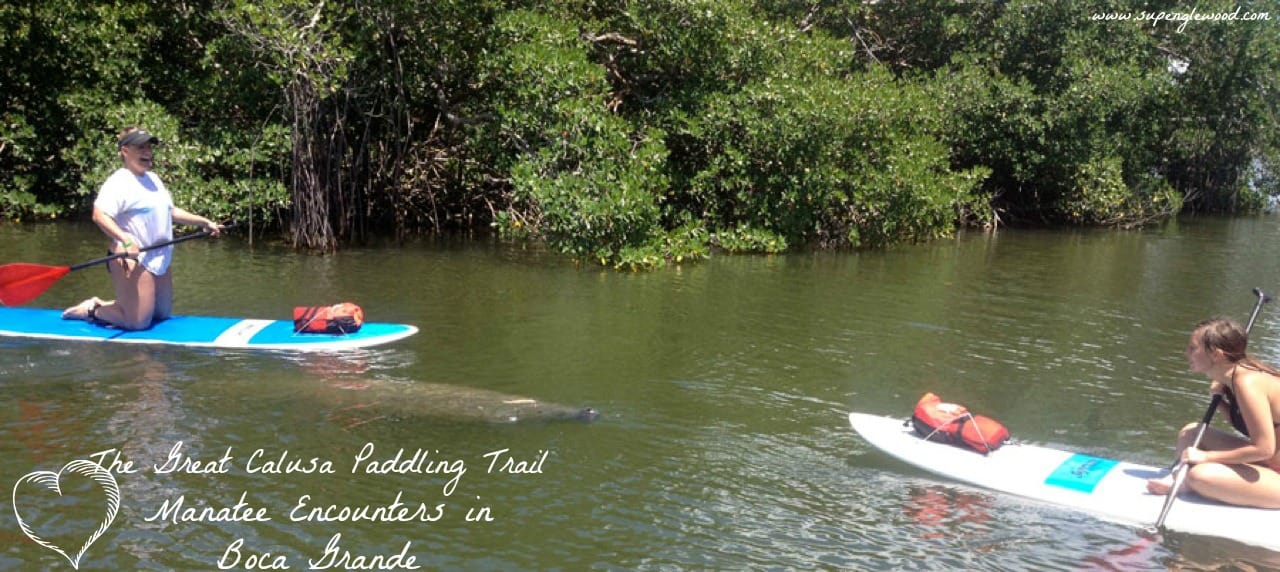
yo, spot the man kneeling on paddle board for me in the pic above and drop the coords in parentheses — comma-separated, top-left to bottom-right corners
(62, 127, 222, 330)
(1147, 318, 1280, 509)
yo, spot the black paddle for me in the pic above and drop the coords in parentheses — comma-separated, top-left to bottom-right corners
(1146, 287, 1271, 534)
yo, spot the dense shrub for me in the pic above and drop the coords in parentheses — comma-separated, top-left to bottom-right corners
(684, 66, 989, 248)
(0, 0, 1275, 266)
(483, 10, 671, 264)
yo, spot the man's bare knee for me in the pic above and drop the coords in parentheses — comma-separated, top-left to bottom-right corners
(116, 316, 153, 331)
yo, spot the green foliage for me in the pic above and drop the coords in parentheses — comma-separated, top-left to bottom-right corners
(611, 0, 785, 105)
(1059, 155, 1182, 226)
(217, 0, 354, 95)
(0, 0, 288, 227)
(0, 0, 158, 218)
(712, 226, 786, 254)
(1255, 150, 1280, 210)
(1153, 0, 1280, 213)
(1, 0, 1277, 267)
(929, 1, 1192, 227)
(798, 0, 1000, 73)
(614, 222, 711, 270)
(487, 10, 670, 265)
(483, 4, 986, 264)
(0, 114, 59, 220)
(683, 64, 988, 248)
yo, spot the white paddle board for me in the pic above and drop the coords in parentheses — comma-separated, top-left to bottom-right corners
(849, 412, 1280, 551)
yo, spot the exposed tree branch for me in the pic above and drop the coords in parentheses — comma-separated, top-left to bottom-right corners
(583, 32, 638, 48)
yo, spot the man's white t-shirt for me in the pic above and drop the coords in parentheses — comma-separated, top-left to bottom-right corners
(93, 168, 174, 275)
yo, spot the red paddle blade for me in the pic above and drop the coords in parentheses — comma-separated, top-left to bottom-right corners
(0, 263, 72, 306)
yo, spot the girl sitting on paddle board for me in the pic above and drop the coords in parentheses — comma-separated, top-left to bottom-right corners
(61, 127, 221, 330)
(1147, 318, 1280, 508)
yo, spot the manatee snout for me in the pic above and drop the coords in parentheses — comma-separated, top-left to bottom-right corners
(576, 407, 600, 423)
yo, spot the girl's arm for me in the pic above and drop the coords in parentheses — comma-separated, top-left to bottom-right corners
(1200, 370, 1277, 464)
(171, 207, 220, 235)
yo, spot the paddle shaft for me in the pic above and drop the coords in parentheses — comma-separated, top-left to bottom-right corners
(1150, 394, 1223, 532)
(1150, 288, 1271, 532)
(67, 228, 220, 272)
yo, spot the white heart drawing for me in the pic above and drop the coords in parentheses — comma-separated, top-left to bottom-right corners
(12, 459, 120, 570)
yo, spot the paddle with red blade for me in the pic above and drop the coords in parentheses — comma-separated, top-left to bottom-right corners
(0, 227, 225, 306)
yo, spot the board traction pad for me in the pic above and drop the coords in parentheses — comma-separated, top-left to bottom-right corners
(1044, 453, 1119, 493)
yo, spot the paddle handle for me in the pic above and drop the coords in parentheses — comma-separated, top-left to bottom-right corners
(1247, 287, 1272, 332)
(67, 224, 231, 272)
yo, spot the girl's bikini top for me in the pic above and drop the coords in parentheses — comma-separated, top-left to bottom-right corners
(1224, 389, 1280, 437)
(1227, 391, 1253, 436)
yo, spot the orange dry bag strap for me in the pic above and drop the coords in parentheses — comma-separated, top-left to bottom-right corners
(911, 392, 967, 444)
(293, 306, 324, 333)
(292, 303, 365, 334)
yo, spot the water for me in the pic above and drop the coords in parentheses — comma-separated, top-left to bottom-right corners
(4, 217, 1280, 570)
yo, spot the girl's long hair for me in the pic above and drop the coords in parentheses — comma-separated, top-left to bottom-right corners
(1196, 318, 1280, 375)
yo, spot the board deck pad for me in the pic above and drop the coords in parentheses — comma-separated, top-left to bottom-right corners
(1044, 454, 1120, 493)
(0, 307, 417, 351)
(848, 412, 1280, 552)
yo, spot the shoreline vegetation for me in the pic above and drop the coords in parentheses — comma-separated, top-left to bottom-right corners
(2, 1, 1276, 267)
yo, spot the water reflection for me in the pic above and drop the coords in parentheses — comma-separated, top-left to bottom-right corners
(902, 485, 994, 541)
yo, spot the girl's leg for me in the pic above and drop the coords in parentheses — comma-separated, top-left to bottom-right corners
(1187, 463, 1280, 509)
(153, 272, 173, 321)
(1146, 425, 1249, 494)
(92, 258, 157, 330)
(1186, 424, 1252, 451)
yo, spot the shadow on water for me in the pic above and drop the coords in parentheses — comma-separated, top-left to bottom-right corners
(252, 351, 600, 427)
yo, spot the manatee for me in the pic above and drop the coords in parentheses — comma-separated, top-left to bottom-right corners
(317, 378, 599, 426)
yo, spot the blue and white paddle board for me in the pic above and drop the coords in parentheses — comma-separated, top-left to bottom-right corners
(0, 307, 417, 351)
(849, 412, 1280, 552)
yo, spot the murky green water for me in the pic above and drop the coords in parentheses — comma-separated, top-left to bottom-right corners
(3, 217, 1280, 570)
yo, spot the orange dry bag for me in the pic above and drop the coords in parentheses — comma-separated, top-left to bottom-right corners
(293, 303, 365, 334)
(910, 392, 1010, 454)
